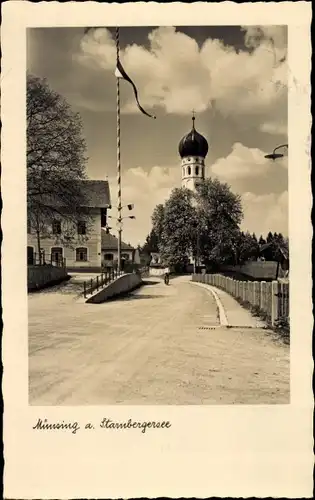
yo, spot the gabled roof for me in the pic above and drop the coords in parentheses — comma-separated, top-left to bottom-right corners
(101, 230, 134, 251)
(81, 180, 111, 208)
(34, 180, 111, 209)
(259, 242, 289, 260)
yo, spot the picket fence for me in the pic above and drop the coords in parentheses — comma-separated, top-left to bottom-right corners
(192, 273, 289, 326)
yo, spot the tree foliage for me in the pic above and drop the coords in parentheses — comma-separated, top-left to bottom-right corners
(146, 177, 289, 272)
(27, 74, 90, 254)
(150, 179, 244, 271)
(259, 231, 288, 261)
(142, 229, 159, 254)
(235, 231, 260, 265)
(194, 178, 243, 269)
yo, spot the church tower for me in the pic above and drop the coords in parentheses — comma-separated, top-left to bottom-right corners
(178, 114, 209, 191)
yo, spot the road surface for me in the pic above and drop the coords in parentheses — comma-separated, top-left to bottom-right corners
(28, 275, 289, 405)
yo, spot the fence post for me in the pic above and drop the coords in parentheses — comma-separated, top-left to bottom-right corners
(96, 276, 99, 291)
(248, 282, 252, 305)
(253, 281, 257, 306)
(90, 278, 93, 294)
(271, 280, 279, 326)
(83, 281, 86, 298)
(260, 281, 266, 312)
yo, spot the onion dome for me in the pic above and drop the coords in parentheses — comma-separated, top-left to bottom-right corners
(178, 115, 209, 158)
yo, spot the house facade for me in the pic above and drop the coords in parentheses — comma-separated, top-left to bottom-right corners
(27, 180, 111, 272)
(101, 230, 136, 269)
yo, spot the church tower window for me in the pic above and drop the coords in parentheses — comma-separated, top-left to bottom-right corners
(188, 166, 191, 175)
(195, 166, 199, 176)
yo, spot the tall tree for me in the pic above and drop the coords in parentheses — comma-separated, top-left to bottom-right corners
(195, 179, 243, 269)
(150, 179, 243, 271)
(142, 229, 159, 254)
(151, 204, 165, 243)
(236, 231, 260, 264)
(27, 74, 90, 257)
(153, 188, 197, 271)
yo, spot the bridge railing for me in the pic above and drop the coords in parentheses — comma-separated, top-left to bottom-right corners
(83, 269, 124, 298)
(83, 266, 150, 298)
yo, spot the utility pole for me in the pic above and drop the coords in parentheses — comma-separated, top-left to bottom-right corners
(116, 27, 122, 272)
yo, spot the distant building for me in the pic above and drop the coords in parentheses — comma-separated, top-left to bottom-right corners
(101, 230, 136, 269)
(150, 252, 162, 265)
(27, 180, 111, 271)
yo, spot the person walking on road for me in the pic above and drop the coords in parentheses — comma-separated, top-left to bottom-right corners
(164, 265, 170, 285)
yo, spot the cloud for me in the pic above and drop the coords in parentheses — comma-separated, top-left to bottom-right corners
(106, 165, 181, 246)
(105, 157, 287, 246)
(75, 25, 287, 128)
(241, 190, 288, 236)
(211, 142, 287, 184)
(260, 121, 288, 135)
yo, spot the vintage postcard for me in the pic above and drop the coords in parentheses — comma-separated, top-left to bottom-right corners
(1, 1, 312, 498)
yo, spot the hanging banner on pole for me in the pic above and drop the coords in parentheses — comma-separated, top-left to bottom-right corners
(115, 58, 156, 119)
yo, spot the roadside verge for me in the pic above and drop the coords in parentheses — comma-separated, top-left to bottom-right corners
(190, 281, 265, 328)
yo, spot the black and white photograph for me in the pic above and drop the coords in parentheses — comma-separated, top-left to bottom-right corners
(27, 23, 290, 406)
(1, 2, 312, 499)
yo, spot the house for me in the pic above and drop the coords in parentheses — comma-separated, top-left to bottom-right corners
(27, 180, 111, 272)
(101, 230, 135, 269)
(150, 252, 162, 265)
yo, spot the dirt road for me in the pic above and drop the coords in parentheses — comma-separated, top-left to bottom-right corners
(28, 275, 289, 405)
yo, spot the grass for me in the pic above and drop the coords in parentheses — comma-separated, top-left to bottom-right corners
(235, 296, 290, 344)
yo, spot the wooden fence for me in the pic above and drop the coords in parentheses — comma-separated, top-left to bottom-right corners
(192, 273, 289, 326)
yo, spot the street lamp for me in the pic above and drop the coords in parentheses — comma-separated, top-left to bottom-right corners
(265, 143, 288, 160)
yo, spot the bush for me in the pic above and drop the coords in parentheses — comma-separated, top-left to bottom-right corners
(274, 315, 290, 333)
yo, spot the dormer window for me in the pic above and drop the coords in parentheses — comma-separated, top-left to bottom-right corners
(77, 221, 87, 235)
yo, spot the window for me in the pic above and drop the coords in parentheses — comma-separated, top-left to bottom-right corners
(187, 166, 191, 175)
(104, 253, 114, 261)
(52, 220, 61, 235)
(101, 209, 107, 228)
(77, 221, 87, 235)
(122, 253, 130, 261)
(51, 247, 63, 264)
(76, 247, 88, 262)
(27, 246, 34, 265)
(195, 166, 199, 176)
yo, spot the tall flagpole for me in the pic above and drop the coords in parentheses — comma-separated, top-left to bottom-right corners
(116, 27, 122, 273)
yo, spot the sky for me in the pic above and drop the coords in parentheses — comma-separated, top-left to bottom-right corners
(27, 25, 288, 247)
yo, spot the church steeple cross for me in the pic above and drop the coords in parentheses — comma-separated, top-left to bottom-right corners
(192, 109, 196, 128)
